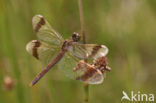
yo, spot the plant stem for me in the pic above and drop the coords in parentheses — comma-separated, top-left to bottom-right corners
(78, 0, 86, 44)
(78, 0, 89, 103)
(84, 83, 89, 103)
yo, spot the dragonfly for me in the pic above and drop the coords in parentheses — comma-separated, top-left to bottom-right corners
(26, 14, 110, 86)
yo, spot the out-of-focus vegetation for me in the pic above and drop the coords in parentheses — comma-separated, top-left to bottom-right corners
(0, 0, 156, 103)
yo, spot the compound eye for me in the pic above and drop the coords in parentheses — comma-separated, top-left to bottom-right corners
(72, 32, 81, 42)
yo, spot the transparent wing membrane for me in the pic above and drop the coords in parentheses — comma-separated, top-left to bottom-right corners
(58, 52, 82, 79)
(26, 40, 60, 67)
(58, 52, 104, 84)
(32, 15, 64, 45)
(74, 61, 104, 84)
(69, 43, 108, 59)
(85, 69, 104, 84)
(28, 14, 65, 67)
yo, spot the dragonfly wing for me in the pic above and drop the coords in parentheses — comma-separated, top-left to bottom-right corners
(86, 70, 104, 84)
(26, 40, 60, 67)
(57, 52, 82, 79)
(58, 52, 104, 84)
(76, 64, 104, 84)
(69, 43, 108, 59)
(32, 15, 64, 45)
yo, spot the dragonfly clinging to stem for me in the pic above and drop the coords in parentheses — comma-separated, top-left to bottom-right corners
(26, 15, 110, 86)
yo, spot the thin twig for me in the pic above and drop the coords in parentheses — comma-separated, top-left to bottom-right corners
(78, 0, 89, 103)
(78, 0, 86, 44)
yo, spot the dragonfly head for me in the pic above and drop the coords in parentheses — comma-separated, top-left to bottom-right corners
(72, 32, 81, 42)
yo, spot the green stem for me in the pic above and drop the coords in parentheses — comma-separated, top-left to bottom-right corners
(84, 83, 89, 103)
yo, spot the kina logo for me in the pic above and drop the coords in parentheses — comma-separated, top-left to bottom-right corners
(121, 91, 154, 102)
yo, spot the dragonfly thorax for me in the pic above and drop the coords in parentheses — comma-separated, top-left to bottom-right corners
(61, 40, 73, 51)
(61, 33, 80, 51)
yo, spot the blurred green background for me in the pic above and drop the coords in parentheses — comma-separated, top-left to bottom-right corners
(0, 0, 156, 103)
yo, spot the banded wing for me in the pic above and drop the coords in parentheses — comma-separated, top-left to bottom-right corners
(75, 60, 104, 84)
(58, 52, 104, 84)
(77, 68, 104, 84)
(69, 43, 108, 59)
(26, 40, 60, 67)
(26, 14, 64, 67)
(32, 14, 64, 45)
